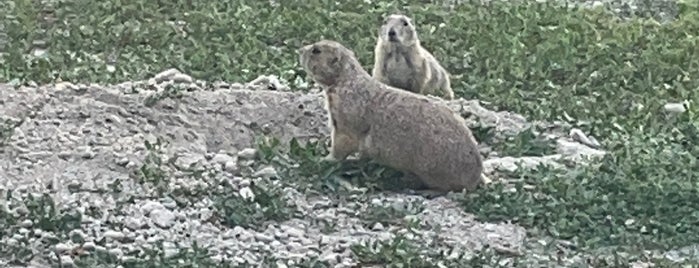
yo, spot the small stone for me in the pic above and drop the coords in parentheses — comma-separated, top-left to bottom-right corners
(67, 180, 82, 192)
(104, 230, 125, 241)
(239, 187, 255, 201)
(116, 157, 130, 166)
(238, 178, 251, 188)
(150, 209, 176, 229)
(664, 102, 687, 113)
(14, 206, 29, 216)
(253, 166, 278, 179)
(141, 201, 166, 214)
(81, 150, 96, 159)
(212, 153, 234, 164)
(153, 68, 180, 83)
(371, 222, 384, 231)
(160, 197, 177, 209)
(54, 243, 73, 253)
(124, 218, 146, 231)
(108, 248, 123, 258)
(163, 241, 179, 258)
(254, 233, 275, 243)
(171, 73, 193, 83)
(199, 208, 214, 221)
(82, 242, 96, 251)
(224, 161, 238, 173)
(6, 238, 18, 246)
(285, 227, 305, 238)
(19, 219, 33, 228)
(237, 148, 257, 159)
(60, 255, 75, 267)
(55, 82, 77, 91)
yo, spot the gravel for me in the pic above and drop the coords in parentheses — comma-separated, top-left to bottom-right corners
(0, 68, 607, 266)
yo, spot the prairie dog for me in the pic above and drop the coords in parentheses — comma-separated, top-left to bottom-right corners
(297, 40, 483, 193)
(372, 14, 455, 100)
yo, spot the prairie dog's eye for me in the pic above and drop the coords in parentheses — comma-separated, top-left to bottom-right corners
(311, 47, 321, 54)
(402, 19, 409, 26)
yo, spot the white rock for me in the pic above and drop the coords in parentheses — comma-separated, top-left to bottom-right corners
(556, 139, 606, 163)
(108, 248, 123, 258)
(569, 128, 601, 148)
(171, 73, 193, 83)
(254, 233, 275, 243)
(253, 166, 278, 179)
(54, 243, 73, 253)
(153, 68, 181, 83)
(212, 153, 235, 164)
(320, 252, 341, 265)
(82, 242, 96, 251)
(224, 160, 239, 173)
(141, 201, 166, 215)
(239, 187, 255, 201)
(60, 255, 75, 267)
(124, 217, 146, 230)
(284, 227, 305, 238)
(237, 148, 258, 159)
(150, 209, 176, 229)
(664, 102, 687, 113)
(104, 230, 125, 241)
(19, 219, 33, 228)
(162, 241, 179, 258)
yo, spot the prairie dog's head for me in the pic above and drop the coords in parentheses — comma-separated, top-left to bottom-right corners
(379, 14, 418, 45)
(297, 40, 361, 86)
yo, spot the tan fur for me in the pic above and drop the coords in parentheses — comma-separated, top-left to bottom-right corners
(372, 14, 454, 100)
(297, 40, 483, 193)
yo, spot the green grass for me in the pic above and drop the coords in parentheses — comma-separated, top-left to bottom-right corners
(3, 0, 699, 266)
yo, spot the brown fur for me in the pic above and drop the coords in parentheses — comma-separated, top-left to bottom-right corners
(297, 40, 483, 193)
(372, 14, 454, 100)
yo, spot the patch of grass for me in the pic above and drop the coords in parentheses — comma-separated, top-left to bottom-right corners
(350, 233, 502, 267)
(254, 136, 406, 195)
(0, 118, 24, 147)
(0, 191, 83, 265)
(73, 241, 238, 267)
(453, 2, 699, 257)
(490, 126, 558, 157)
(211, 178, 299, 231)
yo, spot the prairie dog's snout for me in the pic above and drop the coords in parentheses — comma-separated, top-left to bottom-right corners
(388, 29, 397, 41)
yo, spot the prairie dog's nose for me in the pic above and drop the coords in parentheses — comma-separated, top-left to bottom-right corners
(388, 29, 396, 37)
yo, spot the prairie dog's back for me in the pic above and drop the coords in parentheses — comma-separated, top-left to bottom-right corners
(365, 84, 481, 173)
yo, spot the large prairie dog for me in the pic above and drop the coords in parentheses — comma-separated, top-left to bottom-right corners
(297, 40, 483, 193)
(372, 14, 455, 100)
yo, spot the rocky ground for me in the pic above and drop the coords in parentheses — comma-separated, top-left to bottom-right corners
(0, 69, 607, 267)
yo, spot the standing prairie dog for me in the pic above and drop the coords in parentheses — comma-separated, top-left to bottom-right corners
(372, 14, 455, 100)
(297, 39, 483, 193)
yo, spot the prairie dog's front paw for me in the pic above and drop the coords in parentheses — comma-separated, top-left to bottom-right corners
(320, 154, 338, 162)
